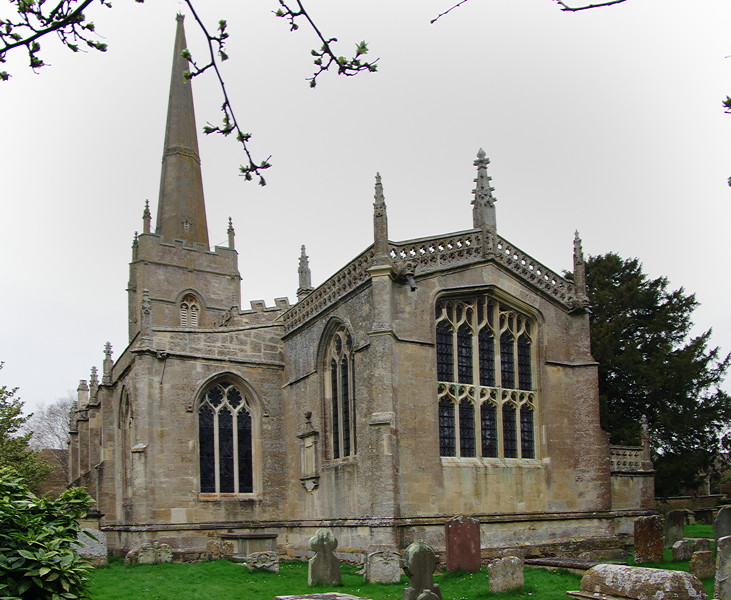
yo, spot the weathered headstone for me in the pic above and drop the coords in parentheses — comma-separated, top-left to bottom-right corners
(445, 515, 481, 573)
(634, 515, 664, 563)
(578, 564, 707, 600)
(672, 538, 712, 561)
(127, 541, 174, 565)
(716, 535, 731, 600)
(72, 527, 108, 566)
(246, 551, 280, 573)
(665, 510, 686, 548)
(689, 551, 715, 580)
(401, 540, 443, 600)
(365, 550, 401, 583)
(487, 556, 524, 592)
(308, 529, 341, 586)
(716, 506, 731, 542)
(206, 539, 234, 560)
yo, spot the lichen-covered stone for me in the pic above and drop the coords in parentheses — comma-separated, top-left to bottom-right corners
(401, 541, 442, 600)
(445, 515, 481, 573)
(487, 556, 524, 592)
(634, 515, 663, 563)
(308, 529, 341, 586)
(580, 563, 707, 600)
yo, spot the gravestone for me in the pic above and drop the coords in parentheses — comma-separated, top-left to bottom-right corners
(275, 595, 370, 600)
(72, 527, 108, 566)
(634, 515, 664, 563)
(487, 556, 524, 592)
(246, 550, 279, 573)
(206, 539, 234, 560)
(716, 535, 731, 600)
(401, 540, 443, 600)
(308, 529, 341, 586)
(689, 551, 714, 580)
(445, 515, 481, 573)
(716, 507, 731, 542)
(577, 564, 707, 600)
(365, 550, 401, 583)
(665, 511, 686, 548)
(127, 541, 174, 565)
(672, 539, 712, 561)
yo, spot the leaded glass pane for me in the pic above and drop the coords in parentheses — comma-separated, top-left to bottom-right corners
(227, 386, 242, 408)
(436, 321, 453, 382)
(459, 400, 475, 457)
(341, 357, 350, 457)
(351, 362, 357, 455)
(520, 405, 535, 459)
(502, 404, 517, 458)
(439, 398, 455, 456)
(218, 407, 234, 493)
(331, 359, 340, 459)
(199, 404, 215, 492)
(517, 335, 532, 391)
(500, 332, 515, 389)
(207, 385, 223, 407)
(478, 328, 495, 387)
(237, 408, 253, 492)
(480, 403, 498, 457)
(457, 324, 473, 384)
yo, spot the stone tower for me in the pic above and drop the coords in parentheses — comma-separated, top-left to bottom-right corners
(127, 15, 240, 339)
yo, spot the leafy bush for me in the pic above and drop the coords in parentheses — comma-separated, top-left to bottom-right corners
(0, 467, 93, 599)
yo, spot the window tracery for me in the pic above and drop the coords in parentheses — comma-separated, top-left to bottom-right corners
(198, 381, 254, 494)
(180, 294, 200, 327)
(325, 326, 356, 459)
(436, 295, 537, 459)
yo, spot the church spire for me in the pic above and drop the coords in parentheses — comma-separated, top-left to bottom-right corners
(472, 148, 497, 231)
(155, 14, 209, 247)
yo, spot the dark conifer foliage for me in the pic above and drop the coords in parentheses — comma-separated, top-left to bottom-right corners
(586, 253, 731, 496)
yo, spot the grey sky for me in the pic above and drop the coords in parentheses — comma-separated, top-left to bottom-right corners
(1, 0, 730, 412)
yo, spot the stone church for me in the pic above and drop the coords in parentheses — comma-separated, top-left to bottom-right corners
(69, 16, 654, 559)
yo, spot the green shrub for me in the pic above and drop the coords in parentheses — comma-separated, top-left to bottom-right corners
(0, 467, 93, 599)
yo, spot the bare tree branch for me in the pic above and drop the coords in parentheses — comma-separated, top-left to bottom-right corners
(552, 0, 629, 11)
(430, 0, 470, 25)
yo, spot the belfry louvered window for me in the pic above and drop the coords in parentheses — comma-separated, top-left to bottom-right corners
(180, 294, 200, 327)
(326, 327, 356, 459)
(436, 295, 536, 459)
(198, 381, 253, 494)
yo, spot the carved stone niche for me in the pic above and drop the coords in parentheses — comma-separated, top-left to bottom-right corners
(297, 411, 320, 492)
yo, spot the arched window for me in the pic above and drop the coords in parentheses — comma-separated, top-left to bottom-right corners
(325, 326, 356, 459)
(180, 294, 200, 327)
(436, 295, 537, 459)
(198, 381, 254, 494)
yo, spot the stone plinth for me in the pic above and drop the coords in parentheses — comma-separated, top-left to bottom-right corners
(445, 515, 481, 573)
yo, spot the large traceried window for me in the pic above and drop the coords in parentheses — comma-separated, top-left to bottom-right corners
(180, 294, 200, 327)
(198, 381, 254, 494)
(436, 295, 537, 459)
(325, 326, 356, 459)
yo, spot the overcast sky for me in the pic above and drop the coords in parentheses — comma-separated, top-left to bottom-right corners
(2, 0, 730, 414)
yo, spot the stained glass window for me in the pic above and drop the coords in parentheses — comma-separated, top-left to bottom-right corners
(198, 381, 254, 494)
(435, 295, 537, 460)
(327, 327, 356, 459)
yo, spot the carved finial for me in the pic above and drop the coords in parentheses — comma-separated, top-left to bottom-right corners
(573, 230, 588, 303)
(227, 217, 235, 249)
(373, 172, 389, 262)
(297, 245, 314, 301)
(90, 366, 99, 387)
(102, 342, 113, 385)
(143, 200, 151, 234)
(133, 231, 139, 247)
(77, 379, 89, 410)
(472, 148, 497, 230)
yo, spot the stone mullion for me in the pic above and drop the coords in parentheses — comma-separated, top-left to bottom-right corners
(213, 406, 220, 494)
(231, 402, 239, 494)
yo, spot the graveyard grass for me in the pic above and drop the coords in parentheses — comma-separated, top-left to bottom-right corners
(88, 554, 716, 600)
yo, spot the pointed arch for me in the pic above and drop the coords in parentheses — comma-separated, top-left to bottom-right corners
(195, 372, 261, 496)
(176, 289, 206, 328)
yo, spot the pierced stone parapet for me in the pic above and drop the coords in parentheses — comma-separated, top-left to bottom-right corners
(389, 230, 482, 270)
(283, 247, 375, 334)
(610, 446, 654, 473)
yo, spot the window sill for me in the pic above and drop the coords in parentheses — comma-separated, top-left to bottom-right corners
(322, 456, 358, 469)
(440, 456, 545, 468)
(198, 493, 260, 502)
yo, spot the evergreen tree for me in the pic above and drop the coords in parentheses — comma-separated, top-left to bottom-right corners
(586, 253, 731, 496)
(0, 364, 53, 492)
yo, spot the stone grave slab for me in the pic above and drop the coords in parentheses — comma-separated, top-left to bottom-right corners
(634, 515, 663, 563)
(488, 556, 524, 592)
(671, 538, 712, 561)
(401, 540, 442, 600)
(308, 529, 341, 586)
(716, 535, 731, 600)
(246, 550, 279, 573)
(365, 550, 401, 583)
(445, 514, 481, 573)
(665, 510, 686, 548)
(716, 507, 731, 542)
(689, 551, 714, 580)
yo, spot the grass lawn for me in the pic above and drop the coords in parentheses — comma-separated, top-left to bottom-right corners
(89, 551, 716, 600)
(684, 522, 714, 539)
